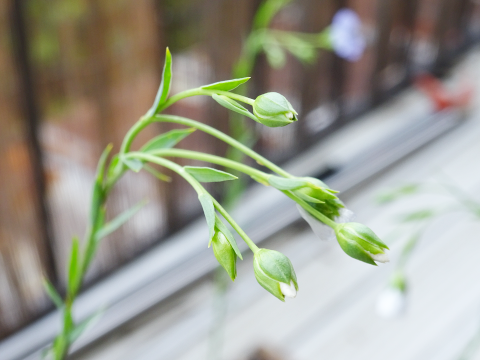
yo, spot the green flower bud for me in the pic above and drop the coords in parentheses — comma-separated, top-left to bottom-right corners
(253, 249, 298, 301)
(253, 92, 298, 127)
(335, 222, 389, 265)
(211, 229, 237, 281)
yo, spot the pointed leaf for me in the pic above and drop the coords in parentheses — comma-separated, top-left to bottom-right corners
(141, 128, 195, 152)
(144, 164, 171, 182)
(268, 176, 307, 190)
(147, 48, 172, 116)
(68, 309, 104, 343)
(121, 156, 143, 173)
(212, 94, 259, 122)
(185, 166, 238, 183)
(43, 279, 63, 309)
(67, 237, 81, 296)
(90, 145, 112, 225)
(215, 215, 242, 260)
(199, 193, 215, 239)
(201, 77, 250, 92)
(95, 201, 146, 241)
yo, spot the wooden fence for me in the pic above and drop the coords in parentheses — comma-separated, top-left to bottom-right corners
(0, 0, 479, 339)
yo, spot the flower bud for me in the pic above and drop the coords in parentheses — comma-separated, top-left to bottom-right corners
(253, 249, 298, 301)
(211, 229, 237, 281)
(253, 92, 298, 127)
(335, 222, 389, 265)
(376, 272, 407, 319)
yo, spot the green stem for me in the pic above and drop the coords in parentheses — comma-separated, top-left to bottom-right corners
(283, 190, 338, 229)
(152, 114, 291, 177)
(140, 149, 269, 181)
(159, 88, 254, 110)
(128, 153, 260, 253)
(211, 196, 260, 253)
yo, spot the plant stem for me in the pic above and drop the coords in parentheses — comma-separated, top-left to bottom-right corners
(128, 152, 260, 253)
(283, 190, 338, 229)
(152, 114, 291, 177)
(140, 149, 269, 181)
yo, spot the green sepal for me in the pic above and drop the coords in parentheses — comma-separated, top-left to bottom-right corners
(336, 237, 377, 266)
(211, 231, 237, 281)
(95, 201, 146, 241)
(67, 236, 81, 297)
(253, 249, 298, 302)
(120, 156, 143, 173)
(214, 215, 242, 260)
(201, 77, 250, 92)
(268, 176, 307, 190)
(185, 166, 238, 183)
(212, 94, 259, 122)
(342, 222, 389, 250)
(147, 48, 172, 116)
(141, 128, 195, 152)
(43, 278, 63, 309)
(293, 189, 324, 204)
(199, 193, 215, 240)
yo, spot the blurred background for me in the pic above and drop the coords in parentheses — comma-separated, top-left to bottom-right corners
(2, 0, 480, 359)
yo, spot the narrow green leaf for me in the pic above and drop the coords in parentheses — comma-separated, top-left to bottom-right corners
(376, 184, 420, 204)
(141, 128, 195, 152)
(400, 209, 436, 222)
(90, 144, 112, 225)
(212, 94, 259, 121)
(53, 335, 67, 359)
(201, 77, 250, 92)
(199, 193, 215, 240)
(106, 154, 120, 181)
(96, 201, 147, 241)
(43, 279, 63, 309)
(185, 166, 238, 183)
(147, 48, 172, 116)
(121, 156, 143, 173)
(67, 237, 81, 296)
(215, 215, 243, 260)
(144, 164, 171, 182)
(268, 176, 307, 190)
(263, 40, 286, 68)
(68, 309, 104, 343)
(40, 346, 53, 360)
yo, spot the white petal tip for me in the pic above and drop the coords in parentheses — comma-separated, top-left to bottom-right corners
(280, 281, 297, 298)
(368, 251, 390, 264)
(376, 287, 406, 319)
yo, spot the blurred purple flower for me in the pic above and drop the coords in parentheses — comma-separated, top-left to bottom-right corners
(330, 8, 366, 62)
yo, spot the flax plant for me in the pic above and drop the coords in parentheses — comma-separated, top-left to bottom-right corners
(43, 48, 384, 359)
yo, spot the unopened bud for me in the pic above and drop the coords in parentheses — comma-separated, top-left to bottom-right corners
(253, 92, 298, 127)
(211, 229, 237, 281)
(335, 222, 389, 265)
(253, 249, 298, 301)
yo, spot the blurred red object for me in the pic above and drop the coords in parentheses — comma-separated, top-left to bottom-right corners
(414, 74, 473, 112)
